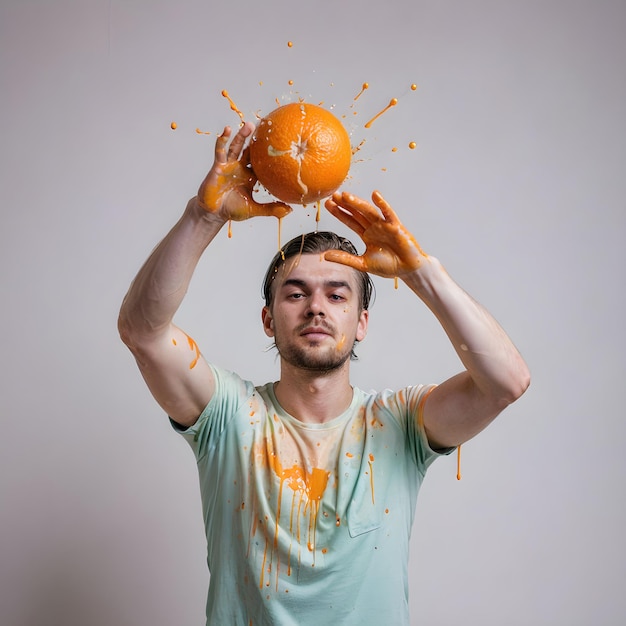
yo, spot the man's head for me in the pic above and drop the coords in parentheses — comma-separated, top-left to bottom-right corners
(261, 232, 374, 365)
(262, 232, 374, 312)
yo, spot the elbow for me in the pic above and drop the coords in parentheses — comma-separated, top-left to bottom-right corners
(117, 309, 135, 350)
(500, 362, 531, 408)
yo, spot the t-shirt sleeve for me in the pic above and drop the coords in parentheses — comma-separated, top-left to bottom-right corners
(169, 364, 255, 461)
(377, 384, 455, 475)
(408, 384, 455, 472)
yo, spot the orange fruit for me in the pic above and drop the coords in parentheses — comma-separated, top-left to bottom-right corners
(249, 102, 352, 205)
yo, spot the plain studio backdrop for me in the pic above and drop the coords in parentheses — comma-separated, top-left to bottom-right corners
(1, 1, 624, 624)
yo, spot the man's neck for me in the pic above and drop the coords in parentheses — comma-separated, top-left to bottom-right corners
(274, 362, 353, 424)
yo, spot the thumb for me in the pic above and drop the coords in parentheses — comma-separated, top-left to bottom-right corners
(248, 200, 293, 219)
(323, 250, 367, 272)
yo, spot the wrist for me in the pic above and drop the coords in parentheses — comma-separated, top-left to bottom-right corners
(401, 256, 450, 298)
(186, 196, 227, 227)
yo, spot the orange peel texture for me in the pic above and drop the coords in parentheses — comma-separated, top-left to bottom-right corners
(250, 103, 352, 205)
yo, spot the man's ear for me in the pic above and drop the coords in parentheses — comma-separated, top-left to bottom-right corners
(261, 306, 274, 337)
(356, 309, 369, 342)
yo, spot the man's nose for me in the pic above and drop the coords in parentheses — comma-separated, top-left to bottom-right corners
(306, 292, 325, 317)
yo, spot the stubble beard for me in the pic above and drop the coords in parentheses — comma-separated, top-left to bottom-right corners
(276, 334, 354, 373)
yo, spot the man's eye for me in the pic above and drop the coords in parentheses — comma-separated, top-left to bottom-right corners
(330, 294, 345, 301)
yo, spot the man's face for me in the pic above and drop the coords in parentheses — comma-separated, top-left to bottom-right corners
(262, 253, 369, 372)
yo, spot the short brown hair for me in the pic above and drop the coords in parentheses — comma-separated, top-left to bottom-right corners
(262, 231, 374, 311)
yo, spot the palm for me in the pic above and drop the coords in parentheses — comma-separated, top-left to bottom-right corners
(323, 191, 426, 278)
(197, 124, 291, 222)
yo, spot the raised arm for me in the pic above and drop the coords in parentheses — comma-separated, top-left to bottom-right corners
(118, 123, 291, 427)
(324, 190, 530, 449)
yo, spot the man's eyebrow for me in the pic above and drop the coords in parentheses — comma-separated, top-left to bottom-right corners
(281, 278, 353, 291)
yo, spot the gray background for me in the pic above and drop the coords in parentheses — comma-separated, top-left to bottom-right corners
(1, 0, 624, 624)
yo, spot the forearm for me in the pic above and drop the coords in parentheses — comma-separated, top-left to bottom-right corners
(403, 257, 530, 405)
(118, 197, 225, 343)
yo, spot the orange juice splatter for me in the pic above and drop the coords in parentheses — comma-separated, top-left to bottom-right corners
(170, 121, 177, 130)
(351, 138, 366, 155)
(288, 79, 294, 85)
(336, 334, 346, 351)
(315, 200, 321, 223)
(345, 452, 353, 458)
(391, 147, 398, 152)
(365, 98, 398, 128)
(409, 141, 417, 149)
(410, 83, 418, 91)
(457, 445, 462, 480)
(195, 127, 211, 135)
(353, 82, 369, 101)
(394, 276, 399, 289)
(172, 338, 177, 346)
(287, 41, 293, 47)
(186, 334, 201, 369)
(228, 219, 233, 238)
(221, 89, 245, 121)
(368, 453, 375, 504)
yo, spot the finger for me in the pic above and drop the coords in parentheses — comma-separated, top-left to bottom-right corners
(227, 122, 255, 161)
(335, 192, 384, 227)
(323, 249, 368, 272)
(325, 196, 366, 235)
(214, 126, 232, 164)
(371, 190, 400, 223)
(249, 200, 293, 219)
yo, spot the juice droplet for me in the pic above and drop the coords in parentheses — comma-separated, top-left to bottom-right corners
(409, 141, 417, 149)
(288, 79, 294, 85)
(195, 128, 211, 135)
(221, 89, 245, 121)
(410, 83, 418, 91)
(315, 200, 321, 224)
(227, 219, 233, 239)
(457, 445, 462, 480)
(351, 138, 366, 155)
(170, 121, 177, 130)
(391, 147, 398, 152)
(364, 98, 398, 128)
(287, 41, 293, 47)
(353, 82, 369, 101)
(394, 276, 399, 289)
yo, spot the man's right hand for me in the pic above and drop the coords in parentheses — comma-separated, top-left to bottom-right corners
(196, 122, 292, 222)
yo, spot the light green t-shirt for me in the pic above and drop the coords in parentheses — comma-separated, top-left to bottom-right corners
(174, 365, 449, 625)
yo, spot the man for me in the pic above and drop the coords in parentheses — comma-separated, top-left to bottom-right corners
(118, 122, 530, 625)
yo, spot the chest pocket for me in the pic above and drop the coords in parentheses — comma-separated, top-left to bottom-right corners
(344, 450, 385, 537)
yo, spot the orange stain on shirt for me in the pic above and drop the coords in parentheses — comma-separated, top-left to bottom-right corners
(368, 454, 375, 504)
(258, 450, 331, 589)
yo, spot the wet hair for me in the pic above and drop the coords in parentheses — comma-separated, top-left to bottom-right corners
(262, 231, 374, 311)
